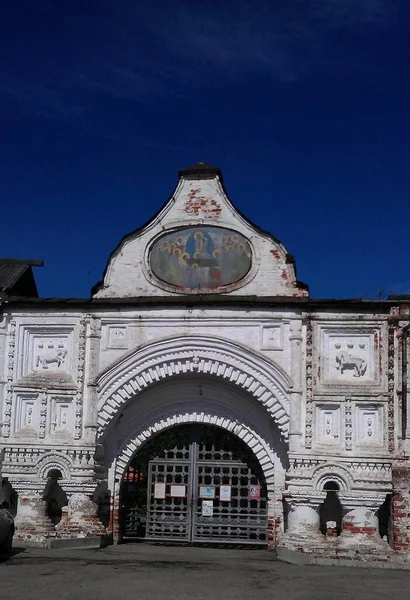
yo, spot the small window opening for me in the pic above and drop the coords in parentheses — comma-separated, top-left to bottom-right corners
(43, 469, 67, 525)
(319, 480, 343, 536)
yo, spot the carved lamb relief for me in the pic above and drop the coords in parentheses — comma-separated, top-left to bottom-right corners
(16, 325, 75, 382)
(335, 345, 367, 378)
(317, 326, 382, 389)
(35, 340, 67, 370)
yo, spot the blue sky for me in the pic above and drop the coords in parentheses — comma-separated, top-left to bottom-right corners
(0, 0, 409, 299)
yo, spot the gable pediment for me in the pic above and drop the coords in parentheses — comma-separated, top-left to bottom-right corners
(92, 163, 308, 298)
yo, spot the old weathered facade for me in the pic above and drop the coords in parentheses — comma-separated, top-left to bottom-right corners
(1, 163, 409, 563)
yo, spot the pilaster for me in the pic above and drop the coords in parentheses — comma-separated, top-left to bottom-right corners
(288, 318, 303, 451)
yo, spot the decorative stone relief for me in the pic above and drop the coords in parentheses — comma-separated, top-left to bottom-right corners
(50, 396, 73, 435)
(14, 392, 39, 433)
(3, 319, 16, 438)
(317, 326, 383, 389)
(107, 325, 128, 349)
(355, 404, 383, 446)
(345, 397, 353, 450)
(97, 336, 291, 440)
(316, 405, 341, 445)
(74, 320, 86, 440)
(36, 341, 67, 370)
(335, 347, 367, 378)
(16, 325, 75, 381)
(0, 446, 94, 481)
(288, 457, 391, 483)
(260, 324, 283, 350)
(36, 453, 73, 480)
(330, 336, 372, 381)
(387, 324, 395, 452)
(39, 391, 47, 439)
(305, 319, 313, 449)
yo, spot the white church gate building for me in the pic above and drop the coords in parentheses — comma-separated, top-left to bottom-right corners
(1, 163, 410, 563)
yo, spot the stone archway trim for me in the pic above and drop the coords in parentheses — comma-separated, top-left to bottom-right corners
(114, 411, 276, 493)
(97, 335, 291, 439)
(311, 464, 355, 493)
(36, 454, 73, 481)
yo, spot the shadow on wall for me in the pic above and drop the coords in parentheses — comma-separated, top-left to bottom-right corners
(94, 481, 112, 528)
(0, 479, 18, 517)
(318, 482, 393, 543)
(378, 494, 392, 542)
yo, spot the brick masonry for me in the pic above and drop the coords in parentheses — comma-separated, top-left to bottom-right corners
(391, 462, 410, 553)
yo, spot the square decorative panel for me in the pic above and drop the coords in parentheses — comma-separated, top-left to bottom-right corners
(107, 325, 128, 349)
(13, 392, 39, 433)
(316, 404, 341, 445)
(50, 396, 73, 434)
(316, 324, 384, 390)
(17, 325, 75, 380)
(355, 404, 384, 446)
(260, 324, 283, 350)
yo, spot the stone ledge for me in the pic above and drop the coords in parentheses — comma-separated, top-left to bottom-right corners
(276, 546, 410, 570)
(13, 537, 103, 550)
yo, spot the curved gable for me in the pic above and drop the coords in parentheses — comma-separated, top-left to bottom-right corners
(92, 163, 308, 298)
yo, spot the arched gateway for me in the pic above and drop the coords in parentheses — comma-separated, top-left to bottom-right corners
(119, 424, 269, 544)
(97, 336, 290, 546)
(2, 163, 400, 563)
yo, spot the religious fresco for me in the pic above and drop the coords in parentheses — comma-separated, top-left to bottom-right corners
(150, 226, 252, 290)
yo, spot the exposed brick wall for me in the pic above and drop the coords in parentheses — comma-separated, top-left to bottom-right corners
(342, 522, 377, 537)
(107, 493, 120, 543)
(391, 464, 410, 553)
(267, 516, 281, 549)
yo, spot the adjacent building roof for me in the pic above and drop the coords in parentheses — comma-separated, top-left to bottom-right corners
(0, 259, 43, 298)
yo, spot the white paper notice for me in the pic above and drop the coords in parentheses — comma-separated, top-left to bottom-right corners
(170, 485, 186, 498)
(154, 482, 166, 499)
(219, 485, 231, 502)
(202, 500, 213, 517)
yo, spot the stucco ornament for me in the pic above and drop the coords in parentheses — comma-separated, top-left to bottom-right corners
(335, 351, 367, 377)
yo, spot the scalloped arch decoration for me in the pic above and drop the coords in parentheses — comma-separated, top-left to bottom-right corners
(36, 454, 73, 480)
(312, 464, 354, 493)
(114, 412, 275, 493)
(97, 336, 291, 438)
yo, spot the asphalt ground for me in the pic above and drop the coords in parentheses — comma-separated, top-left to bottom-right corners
(1, 543, 409, 600)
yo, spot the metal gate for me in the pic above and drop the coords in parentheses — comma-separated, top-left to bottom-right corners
(121, 425, 268, 544)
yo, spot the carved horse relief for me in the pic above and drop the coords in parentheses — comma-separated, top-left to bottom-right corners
(335, 351, 367, 378)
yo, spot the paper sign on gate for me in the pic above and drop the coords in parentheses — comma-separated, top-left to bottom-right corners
(170, 485, 186, 498)
(219, 485, 232, 502)
(199, 486, 215, 499)
(202, 500, 213, 516)
(249, 485, 261, 500)
(154, 482, 166, 499)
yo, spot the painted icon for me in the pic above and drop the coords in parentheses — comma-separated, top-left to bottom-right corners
(150, 226, 252, 290)
(199, 486, 216, 499)
(249, 485, 261, 500)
